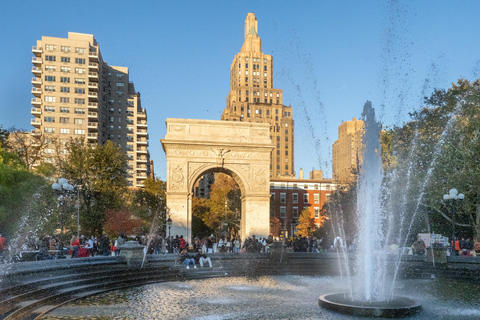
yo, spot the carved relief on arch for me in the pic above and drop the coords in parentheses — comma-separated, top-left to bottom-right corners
(169, 163, 186, 191)
(252, 166, 269, 191)
(227, 163, 251, 191)
(188, 162, 211, 181)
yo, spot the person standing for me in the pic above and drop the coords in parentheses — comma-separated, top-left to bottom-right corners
(116, 234, 126, 256)
(99, 234, 111, 256)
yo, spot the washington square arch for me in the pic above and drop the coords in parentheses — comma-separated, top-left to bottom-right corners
(161, 119, 274, 243)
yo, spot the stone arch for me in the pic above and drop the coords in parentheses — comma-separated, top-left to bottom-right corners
(161, 119, 274, 243)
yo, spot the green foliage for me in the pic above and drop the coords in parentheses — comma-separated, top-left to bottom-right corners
(132, 177, 167, 234)
(62, 140, 128, 236)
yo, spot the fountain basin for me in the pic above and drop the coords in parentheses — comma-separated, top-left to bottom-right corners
(319, 293, 422, 318)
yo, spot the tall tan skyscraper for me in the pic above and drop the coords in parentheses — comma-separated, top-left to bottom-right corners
(332, 117, 364, 183)
(221, 13, 294, 178)
(30, 32, 150, 188)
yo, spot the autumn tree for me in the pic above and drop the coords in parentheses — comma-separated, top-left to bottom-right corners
(62, 140, 128, 236)
(104, 207, 143, 237)
(270, 216, 281, 238)
(132, 177, 166, 234)
(297, 207, 316, 237)
(5, 129, 44, 170)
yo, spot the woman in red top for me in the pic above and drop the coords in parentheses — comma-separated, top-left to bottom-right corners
(71, 235, 80, 258)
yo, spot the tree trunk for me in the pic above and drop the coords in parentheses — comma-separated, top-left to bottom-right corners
(475, 203, 480, 242)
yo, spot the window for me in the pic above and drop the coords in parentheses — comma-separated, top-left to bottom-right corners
(75, 47, 86, 54)
(75, 68, 86, 74)
(314, 194, 319, 204)
(303, 193, 309, 203)
(60, 128, 70, 134)
(293, 207, 299, 218)
(45, 44, 56, 51)
(44, 127, 55, 133)
(44, 148, 55, 154)
(74, 108, 85, 114)
(61, 57, 70, 63)
(280, 207, 286, 218)
(60, 97, 70, 103)
(44, 116, 55, 123)
(60, 87, 70, 93)
(45, 65, 56, 71)
(60, 67, 70, 73)
(44, 76, 56, 82)
(75, 78, 85, 84)
(60, 107, 70, 113)
(116, 73, 124, 78)
(44, 96, 55, 102)
(293, 193, 298, 203)
(59, 117, 69, 124)
(60, 77, 70, 83)
(74, 129, 85, 135)
(45, 55, 56, 61)
(44, 106, 55, 112)
(280, 193, 286, 203)
(74, 118, 85, 124)
(75, 58, 85, 64)
(314, 208, 319, 218)
(44, 85, 55, 92)
(116, 82, 124, 87)
(75, 88, 85, 94)
(61, 46, 70, 52)
(74, 98, 85, 104)
(116, 91, 123, 96)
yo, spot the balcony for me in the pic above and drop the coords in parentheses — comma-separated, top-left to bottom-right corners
(137, 111, 146, 119)
(87, 122, 98, 130)
(88, 72, 98, 80)
(31, 97, 42, 105)
(32, 77, 42, 86)
(137, 138, 148, 145)
(87, 112, 98, 119)
(136, 129, 148, 136)
(87, 133, 98, 140)
(87, 91, 98, 99)
(88, 102, 98, 108)
(136, 148, 148, 154)
(88, 62, 98, 69)
(31, 118, 41, 127)
(88, 82, 98, 90)
(32, 57, 42, 65)
(137, 120, 147, 127)
(31, 87, 42, 96)
(31, 107, 41, 116)
(136, 165, 147, 171)
(136, 172, 147, 179)
(31, 129, 41, 136)
(137, 157, 148, 163)
(32, 66, 42, 75)
(32, 46, 42, 56)
(88, 50, 98, 61)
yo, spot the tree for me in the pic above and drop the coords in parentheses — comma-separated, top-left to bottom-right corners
(104, 207, 143, 237)
(297, 207, 316, 237)
(62, 140, 128, 236)
(270, 216, 281, 237)
(5, 129, 44, 170)
(132, 177, 167, 234)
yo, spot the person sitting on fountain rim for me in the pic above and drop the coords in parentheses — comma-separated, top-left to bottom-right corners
(411, 235, 426, 255)
(180, 249, 197, 269)
(195, 249, 212, 268)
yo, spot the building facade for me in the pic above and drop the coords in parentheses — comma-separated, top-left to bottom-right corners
(221, 13, 294, 178)
(30, 32, 150, 188)
(270, 172, 338, 238)
(332, 117, 364, 183)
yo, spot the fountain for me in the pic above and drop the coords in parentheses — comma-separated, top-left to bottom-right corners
(318, 101, 422, 317)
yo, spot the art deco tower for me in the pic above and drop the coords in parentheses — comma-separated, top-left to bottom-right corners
(221, 13, 294, 178)
(332, 117, 364, 183)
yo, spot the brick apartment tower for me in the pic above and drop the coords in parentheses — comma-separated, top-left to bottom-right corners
(31, 32, 151, 188)
(332, 117, 364, 183)
(221, 13, 294, 178)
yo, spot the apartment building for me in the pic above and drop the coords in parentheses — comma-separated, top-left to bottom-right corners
(332, 117, 364, 183)
(30, 32, 150, 187)
(221, 13, 294, 178)
(270, 171, 338, 237)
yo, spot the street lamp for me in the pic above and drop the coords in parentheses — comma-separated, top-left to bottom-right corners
(167, 216, 172, 239)
(443, 188, 464, 256)
(52, 178, 74, 238)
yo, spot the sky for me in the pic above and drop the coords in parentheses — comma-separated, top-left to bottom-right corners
(1, 1, 480, 179)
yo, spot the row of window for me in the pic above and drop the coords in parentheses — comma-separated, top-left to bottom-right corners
(44, 127, 85, 134)
(276, 207, 321, 219)
(44, 45, 87, 54)
(43, 86, 85, 94)
(44, 106, 85, 114)
(271, 183, 332, 190)
(238, 57, 267, 63)
(44, 65, 86, 74)
(45, 56, 86, 64)
(44, 96, 85, 104)
(44, 76, 86, 84)
(43, 117, 86, 124)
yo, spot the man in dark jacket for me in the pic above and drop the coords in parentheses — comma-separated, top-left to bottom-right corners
(194, 249, 212, 268)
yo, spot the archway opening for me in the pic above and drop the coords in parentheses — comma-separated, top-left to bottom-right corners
(191, 171, 242, 251)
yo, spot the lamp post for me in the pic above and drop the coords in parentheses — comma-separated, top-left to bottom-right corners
(443, 188, 464, 256)
(167, 216, 172, 239)
(52, 178, 74, 238)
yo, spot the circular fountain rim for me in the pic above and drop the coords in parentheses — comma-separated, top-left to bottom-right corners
(318, 293, 422, 318)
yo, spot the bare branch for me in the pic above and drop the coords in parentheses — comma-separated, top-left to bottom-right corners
(420, 203, 472, 228)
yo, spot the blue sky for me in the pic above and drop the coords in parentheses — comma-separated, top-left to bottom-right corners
(1, 1, 479, 179)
